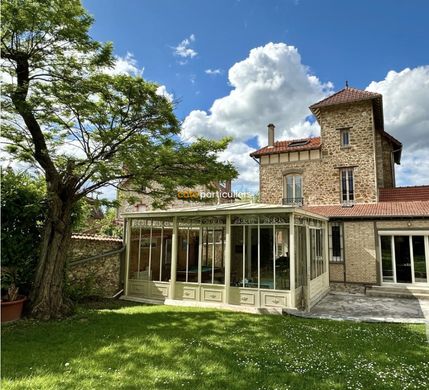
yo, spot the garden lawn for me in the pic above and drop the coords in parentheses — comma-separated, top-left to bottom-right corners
(2, 301, 429, 390)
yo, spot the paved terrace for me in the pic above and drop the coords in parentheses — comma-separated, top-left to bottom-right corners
(285, 293, 429, 324)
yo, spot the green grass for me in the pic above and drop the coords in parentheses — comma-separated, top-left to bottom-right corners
(2, 300, 429, 390)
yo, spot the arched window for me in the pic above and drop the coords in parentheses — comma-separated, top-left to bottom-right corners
(283, 174, 303, 205)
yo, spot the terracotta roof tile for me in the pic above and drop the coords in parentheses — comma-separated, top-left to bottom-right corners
(250, 137, 321, 158)
(304, 201, 429, 218)
(379, 186, 429, 202)
(309, 87, 381, 110)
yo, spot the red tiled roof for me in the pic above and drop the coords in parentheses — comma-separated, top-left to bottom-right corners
(71, 233, 123, 242)
(309, 87, 386, 135)
(379, 186, 429, 202)
(304, 201, 429, 218)
(250, 137, 321, 158)
(309, 87, 381, 110)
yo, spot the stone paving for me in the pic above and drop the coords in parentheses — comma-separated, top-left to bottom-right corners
(284, 293, 429, 324)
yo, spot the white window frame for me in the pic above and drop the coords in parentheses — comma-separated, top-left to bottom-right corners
(283, 174, 303, 204)
(378, 231, 429, 285)
(340, 168, 354, 204)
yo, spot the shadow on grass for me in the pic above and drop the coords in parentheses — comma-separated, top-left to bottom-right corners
(2, 304, 429, 390)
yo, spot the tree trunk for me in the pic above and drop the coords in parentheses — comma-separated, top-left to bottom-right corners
(30, 192, 74, 320)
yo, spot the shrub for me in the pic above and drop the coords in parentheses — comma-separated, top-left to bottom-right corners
(1, 169, 46, 296)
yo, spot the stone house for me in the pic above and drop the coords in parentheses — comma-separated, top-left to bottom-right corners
(120, 86, 428, 312)
(250, 87, 429, 295)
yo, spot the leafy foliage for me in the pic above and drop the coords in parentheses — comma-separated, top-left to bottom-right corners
(1, 0, 237, 316)
(1, 0, 237, 207)
(0, 169, 94, 296)
(0, 169, 46, 295)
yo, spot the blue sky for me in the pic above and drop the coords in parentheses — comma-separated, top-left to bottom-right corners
(83, 0, 429, 192)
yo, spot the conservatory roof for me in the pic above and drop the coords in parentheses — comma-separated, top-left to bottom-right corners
(121, 202, 328, 221)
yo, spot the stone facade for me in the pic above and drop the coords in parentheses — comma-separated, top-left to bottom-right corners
(343, 221, 377, 284)
(328, 219, 429, 285)
(375, 131, 395, 189)
(259, 101, 386, 205)
(67, 236, 123, 297)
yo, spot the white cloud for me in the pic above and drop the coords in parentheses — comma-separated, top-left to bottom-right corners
(205, 68, 223, 75)
(104, 52, 144, 77)
(366, 66, 429, 186)
(173, 34, 198, 60)
(182, 42, 332, 191)
(156, 85, 174, 102)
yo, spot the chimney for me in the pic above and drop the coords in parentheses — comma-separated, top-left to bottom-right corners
(267, 123, 275, 147)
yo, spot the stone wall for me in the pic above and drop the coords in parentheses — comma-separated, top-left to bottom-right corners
(375, 131, 395, 190)
(338, 219, 429, 286)
(329, 263, 345, 282)
(260, 100, 380, 206)
(67, 235, 123, 297)
(343, 221, 378, 284)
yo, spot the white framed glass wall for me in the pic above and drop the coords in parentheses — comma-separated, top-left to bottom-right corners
(129, 216, 227, 285)
(128, 218, 174, 282)
(379, 231, 429, 285)
(230, 215, 290, 290)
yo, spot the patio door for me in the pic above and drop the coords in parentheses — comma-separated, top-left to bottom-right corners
(380, 232, 429, 285)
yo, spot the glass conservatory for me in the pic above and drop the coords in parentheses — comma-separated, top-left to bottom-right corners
(122, 203, 329, 310)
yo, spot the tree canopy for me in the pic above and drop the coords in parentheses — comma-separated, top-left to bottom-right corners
(1, 0, 237, 318)
(1, 0, 237, 207)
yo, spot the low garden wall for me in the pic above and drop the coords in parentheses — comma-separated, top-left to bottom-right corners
(67, 234, 124, 298)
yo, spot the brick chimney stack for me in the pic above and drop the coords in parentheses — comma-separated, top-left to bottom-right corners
(267, 123, 275, 147)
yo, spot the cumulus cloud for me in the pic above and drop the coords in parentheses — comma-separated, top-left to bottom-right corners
(106, 52, 144, 76)
(366, 66, 429, 186)
(156, 85, 174, 102)
(205, 68, 223, 75)
(182, 42, 333, 191)
(173, 34, 197, 60)
(183, 43, 331, 145)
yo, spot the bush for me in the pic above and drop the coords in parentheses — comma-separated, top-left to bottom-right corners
(1, 169, 46, 296)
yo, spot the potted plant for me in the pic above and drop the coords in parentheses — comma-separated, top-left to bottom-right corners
(1, 269, 27, 323)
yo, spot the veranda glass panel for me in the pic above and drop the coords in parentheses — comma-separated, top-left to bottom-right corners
(147, 225, 172, 282)
(259, 227, 274, 289)
(380, 236, 393, 282)
(201, 226, 225, 284)
(412, 236, 427, 283)
(310, 228, 324, 280)
(128, 226, 141, 280)
(275, 227, 290, 290)
(295, 226, 306, 289)
(245, 227, 259, 287)
(176, 228, 199, 282)
(136, 228, 152, 280)
(231, 226, 244, 286)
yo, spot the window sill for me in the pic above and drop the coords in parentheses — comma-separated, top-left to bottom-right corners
(340, 145, 352, 149)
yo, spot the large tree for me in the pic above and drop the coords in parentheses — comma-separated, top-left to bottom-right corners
(1, 0, 237, 319)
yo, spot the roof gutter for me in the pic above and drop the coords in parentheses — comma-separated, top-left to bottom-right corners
(251, 156, 260, 165)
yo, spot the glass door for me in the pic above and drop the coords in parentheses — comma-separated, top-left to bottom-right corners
(412, 236, 427, 283)
(394, 236, 412, 283)
(380, 234, 429, 285)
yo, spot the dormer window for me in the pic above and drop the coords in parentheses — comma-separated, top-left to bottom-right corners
(340, 129, 350, 147)
(288, 140, 309, 147)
